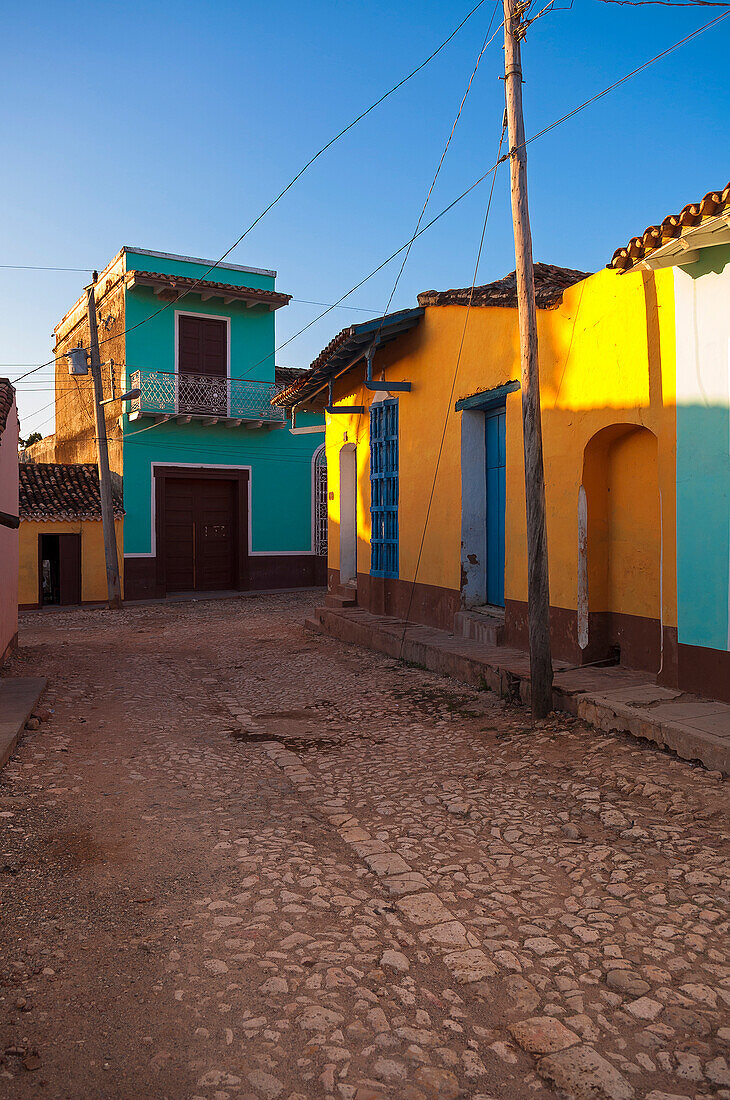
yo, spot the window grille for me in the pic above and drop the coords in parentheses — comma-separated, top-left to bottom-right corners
(314, 446, 328, 557)
(370, 399, 399, 578)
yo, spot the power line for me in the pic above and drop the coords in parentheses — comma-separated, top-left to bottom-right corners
(9, 0, 489, 387)
(10, 9, 728, 393)
(398, 122, 506, 659)
(372, 4, 502, 347)
(242, 8, 729, 380)
(0, 264, 94, 273)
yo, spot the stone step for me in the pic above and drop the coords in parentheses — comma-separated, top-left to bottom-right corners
(453, 609, 505, 647)
(325, 592, 357, 608)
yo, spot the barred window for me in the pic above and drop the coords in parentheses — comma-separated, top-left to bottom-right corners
(370, 399, 399, 578)
(314, 445, 328, 557)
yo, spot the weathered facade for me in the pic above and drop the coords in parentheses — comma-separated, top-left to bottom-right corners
(277, 183, 730, 703)
(32, 248, 326, 600)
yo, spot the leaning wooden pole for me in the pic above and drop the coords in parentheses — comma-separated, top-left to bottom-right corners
(502, 0, 553, 717)
(87, 282, 122, 610)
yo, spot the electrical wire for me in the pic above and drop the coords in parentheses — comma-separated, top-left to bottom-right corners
(8, 0, 488, 386)
(213, 7, 730, 387)
(10, 9, 728, 403)
(372, 3, 502, 347)
(397, 123, 506, 658)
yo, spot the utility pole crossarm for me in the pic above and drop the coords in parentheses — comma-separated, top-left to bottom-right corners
(502, 0, 553, 717)
(87, 284, 122, 610)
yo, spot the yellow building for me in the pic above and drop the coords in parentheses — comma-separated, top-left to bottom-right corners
(19, 463, 123, 608)
(275, 261, 679, 685)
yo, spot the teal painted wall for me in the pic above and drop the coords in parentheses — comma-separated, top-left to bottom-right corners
(675, 245, 730, 653)
(121, 250, 324, 556)
(122, 414, 323, 555)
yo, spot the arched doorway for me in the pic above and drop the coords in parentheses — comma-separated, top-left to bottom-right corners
(339, 444, 357, 585)
(580, 424, 661, 671)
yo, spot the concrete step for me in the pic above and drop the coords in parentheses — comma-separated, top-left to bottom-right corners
(453, 609, 505, 647)
(325, 593, 357, 608)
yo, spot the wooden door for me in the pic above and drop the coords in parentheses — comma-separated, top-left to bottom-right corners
(58, 533, 82, 605)
(485, 406, 506, 607)
(163, 479, 196, 592)
(198, 479, 236, 590)
(163, 478, 236, 593)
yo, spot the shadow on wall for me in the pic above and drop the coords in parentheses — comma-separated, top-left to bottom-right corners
(580, 423, 661, 671)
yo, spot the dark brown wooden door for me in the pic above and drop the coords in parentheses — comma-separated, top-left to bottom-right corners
(58, 534, 81, 605)
(163, 478, 236, 593)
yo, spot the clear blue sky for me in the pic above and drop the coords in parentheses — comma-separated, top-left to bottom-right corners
(3, 0, 729, 435)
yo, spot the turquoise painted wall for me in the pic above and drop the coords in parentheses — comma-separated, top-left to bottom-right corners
(121, 250, 323, 556)
(675, 245, 730, 653)
(122, 414, 323, 555)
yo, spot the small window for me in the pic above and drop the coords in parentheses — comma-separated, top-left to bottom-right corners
(370, 399, 399, 578)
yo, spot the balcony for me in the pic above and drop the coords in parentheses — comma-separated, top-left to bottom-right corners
(127, 369, 286, 426)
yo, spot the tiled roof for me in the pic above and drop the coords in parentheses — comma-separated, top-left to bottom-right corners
(126, 270, 291, 309)
(609, 183, 730, 271)
(275, 365, 310, 386)
(418, 263, 590, 309)
(272, 309, 424, 408)
(0, 378, 15, 440)
(19, 463, 124, 522)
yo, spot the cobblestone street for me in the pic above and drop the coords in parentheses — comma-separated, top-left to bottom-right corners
(1, 592, 729, 1100)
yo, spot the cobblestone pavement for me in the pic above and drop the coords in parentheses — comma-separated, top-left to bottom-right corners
(1, 592, 728, 1100)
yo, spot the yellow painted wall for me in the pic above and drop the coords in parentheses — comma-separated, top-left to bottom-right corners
(19, 519, 124, 606)
(323, 265, 677, 629)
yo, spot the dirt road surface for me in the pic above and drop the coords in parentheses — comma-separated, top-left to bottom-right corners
(1, 592, 728, 1100)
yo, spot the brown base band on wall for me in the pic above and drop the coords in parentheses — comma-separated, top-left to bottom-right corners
(505, 600, 666, 674)
(328, 568, 460, 634)
(124, 554, 326, 601)
(675, 640, 730, 705)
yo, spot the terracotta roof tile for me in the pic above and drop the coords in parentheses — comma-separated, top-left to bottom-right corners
(0, 378, 16, 440)
(19, 463, 124, 522)
(127, 270, 291, 308)
(274, 365, 310, 386)
(418, 263, 591, 309)
(609, 182, 730, 271)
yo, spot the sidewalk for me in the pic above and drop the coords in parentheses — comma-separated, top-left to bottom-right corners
(0, 676, 47, 770)
(307, 604, 730, 774)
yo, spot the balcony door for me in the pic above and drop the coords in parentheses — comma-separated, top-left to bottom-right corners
(177, 314, 228, 415)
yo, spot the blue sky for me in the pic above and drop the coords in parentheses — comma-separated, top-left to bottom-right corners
(3, 0, 729, 435)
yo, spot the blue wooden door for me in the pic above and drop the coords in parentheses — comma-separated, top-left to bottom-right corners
(485, 406, 506, 606)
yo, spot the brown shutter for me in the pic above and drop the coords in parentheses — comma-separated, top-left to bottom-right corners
(178, 316, 227, 377)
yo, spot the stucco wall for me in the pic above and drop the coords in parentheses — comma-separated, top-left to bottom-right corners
(19, 519, 124, 607)
(324, 265, 677, 639)
(122, 254, 322, 559)
(675, 245, 730, 653)
(52, 255, 126, 475)
(0, 396, 19, 662)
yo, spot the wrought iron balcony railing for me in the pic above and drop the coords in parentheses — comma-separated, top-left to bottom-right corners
(127, 369, 286, 423)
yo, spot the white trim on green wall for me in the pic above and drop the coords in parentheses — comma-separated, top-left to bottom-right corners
(124, 461, 316, 560)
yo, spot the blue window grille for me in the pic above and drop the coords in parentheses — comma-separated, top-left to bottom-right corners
(370, 399, 399, 578)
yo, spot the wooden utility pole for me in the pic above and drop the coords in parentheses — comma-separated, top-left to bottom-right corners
(502, 0, 553, 717)
(87, 282, 122, 610)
